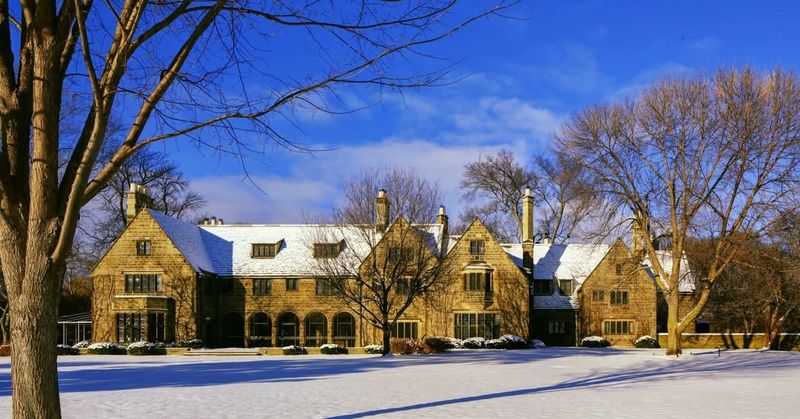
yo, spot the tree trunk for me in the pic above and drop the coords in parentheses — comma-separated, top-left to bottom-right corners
(665, 290, 682, 356)
(382, 324, 391, 356)
(7, 254, 64, 418)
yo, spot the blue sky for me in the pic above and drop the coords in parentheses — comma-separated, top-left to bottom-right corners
(153, 1, 800, 224)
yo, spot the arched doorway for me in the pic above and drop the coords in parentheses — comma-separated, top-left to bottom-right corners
(222, 312, 244, 347)
(249, 313, 272, 347)
(333, 312, 356, 347)
(305, 313, 328, 347)
(277, 312, 300, 347)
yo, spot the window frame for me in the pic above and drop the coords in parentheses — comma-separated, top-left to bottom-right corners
(252, 278, 272, 296)
(124, 273, 162, 293)
(604, 320, 634, 335)
(251, 243, 277, 258)
(532, 280, 553, 295)
(592, 290, 605, 302)
(558, 279, 574, 295)
(391, 321, 419, 339)
(610, 290, 629, 305)
(469, 240, 485, 255)
(286, 278, 299, 292)
(135, 240, 151, 256)
(454, 312, 500, 340)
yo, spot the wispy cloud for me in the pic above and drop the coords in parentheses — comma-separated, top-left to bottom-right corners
(608, 62, 694, 101)
(690, 36, 723, 52)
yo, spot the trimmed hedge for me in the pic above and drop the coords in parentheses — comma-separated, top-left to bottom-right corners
(580, 336, 611, 348)
(167, 339, 204, 349)
(364, 344, 384, 354)
(127, 341, 165, 355)
(461, 337, 485, 349)
(486, 335, 528, 349)
(87, 342, 124, 355)
(423, 336, 460, 353)
(320, 344, 347, 355)
(57, 345, 79, 355)
(634, 335, 659, 348)
(282, 345, 307, 355)
(530, 339, 546, 349)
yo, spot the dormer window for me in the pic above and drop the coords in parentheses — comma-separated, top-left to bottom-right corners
(252, 243, 277, 258)
(533, 279, 553, 295)
(469, 240, 485, 255)
(314, 241, 344, 258)
(136, 240, 151, 256)
(558, 279, 574, 295)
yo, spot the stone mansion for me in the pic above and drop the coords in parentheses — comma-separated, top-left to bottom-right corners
(90, 184, 696, 348)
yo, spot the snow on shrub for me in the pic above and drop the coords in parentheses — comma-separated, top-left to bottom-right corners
(461, 337, 486, 349)
(423, 336, 461, 353)
(282, 345, 307, 355)
(87, 342, 123, 355)
(390, 338, 423, 355)
(580, 336, 611, 348)
(485, 334, 528, 350)
(73, 340, 91, 348)
(320, 343, 347, 355)
(530, 339, 546, 349)
(127, 341, 165, 355)
(634, 335, 659, 348)
(364, 344, 384, 354)
(167, 339, 204, 349)
(56, 344, 79, 355)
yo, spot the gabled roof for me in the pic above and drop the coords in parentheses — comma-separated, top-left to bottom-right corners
(149, 210, 222, 274)
(500, 243, 610, 282)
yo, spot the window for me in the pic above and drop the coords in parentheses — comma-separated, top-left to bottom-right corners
(305, 313, 328, 347)
(558, 279, 573, 295)
(314, 243, 342, 258)
(604, 320, 634, 335)
(136, 240, 151, 256)
(391, 321, 419, 339)
(249, 313, 271, 338)
(396, 278, 410, 294)
(116, 313, 143, 343)
(533, 280, 553, 295)
(610, 291, 629, 305)
(388, 247, 414, 261)
(333, 312, 356, 347)
(469, 240, 485, 255)
(462, 271, 492, 292)
(124, 274, 161, 293)
(147, 313, 166, 342)
(454, 313, 499, 339)
(251, 243, 276, 258)
(316, 278, 340, 296)
(253, 279, 272, 296)
(547, 321, 568, 335)
(615, 263, 623, 275)
(286, 278, 299, 291)
(592, 290, 605, 302)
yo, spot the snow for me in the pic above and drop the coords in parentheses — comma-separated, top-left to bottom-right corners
(1, 349, 799, 418)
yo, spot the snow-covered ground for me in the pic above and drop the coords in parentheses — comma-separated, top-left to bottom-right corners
(1, 348, 799, 418)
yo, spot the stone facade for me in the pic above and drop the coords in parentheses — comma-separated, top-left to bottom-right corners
(577, 241, 658, 346)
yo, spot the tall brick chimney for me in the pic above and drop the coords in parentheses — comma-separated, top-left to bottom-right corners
(376, 189, 390, 231)
(126, 183, 152, 224)
(632, 217, 645, 256)
(522, 187, 534, 271)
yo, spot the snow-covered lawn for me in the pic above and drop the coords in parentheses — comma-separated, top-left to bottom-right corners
(2, 348, 799, 418)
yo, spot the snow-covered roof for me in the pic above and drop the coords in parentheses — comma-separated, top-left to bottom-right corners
(644, 250, 696, 293)
(149, 210, 220, 273)
(150, 210, 444, 278)
(501, 243, 610, 283)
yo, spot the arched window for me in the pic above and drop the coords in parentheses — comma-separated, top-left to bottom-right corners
(305, 313, 328, 347)
(277, 312, 300, 347)
(333, 312, 356, 347)
(249, 313, 271, 347)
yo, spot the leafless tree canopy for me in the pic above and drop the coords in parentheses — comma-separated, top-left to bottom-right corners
(459, 149, 536, 242)
(557, 68, 800, 354)
(0, 1, 514, 415)
(314, 168, 451, 354)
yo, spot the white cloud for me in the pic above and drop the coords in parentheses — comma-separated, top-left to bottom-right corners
(608, 63, 694, 101)
(690, 37, 723, 52)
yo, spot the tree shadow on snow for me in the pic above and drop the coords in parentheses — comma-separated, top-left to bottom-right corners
(0, 348, 626, 397)
(328, 351, 800, 418)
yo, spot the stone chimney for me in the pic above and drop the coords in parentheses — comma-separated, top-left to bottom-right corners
(632, 218, 645, 256)
(521, 187, 534, 271)
(376, 189, 390, 231)
(437, 205, 449, 253)
(126, 183, 151, 225)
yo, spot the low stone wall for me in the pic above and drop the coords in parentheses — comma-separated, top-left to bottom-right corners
(657, 333, 800, 349)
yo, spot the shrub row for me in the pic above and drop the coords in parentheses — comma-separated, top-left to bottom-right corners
(320, 344, 348, 355)
(580, 336, 611, 348)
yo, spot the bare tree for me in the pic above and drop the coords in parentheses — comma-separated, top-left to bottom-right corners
(557, 68, 800, 355)
(82, 146, 205, 253)
(0, 1, 514, 415)
(533, 151, 604, 243)
(313, 168, 452, 355)
(459, 149, 537, 242)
